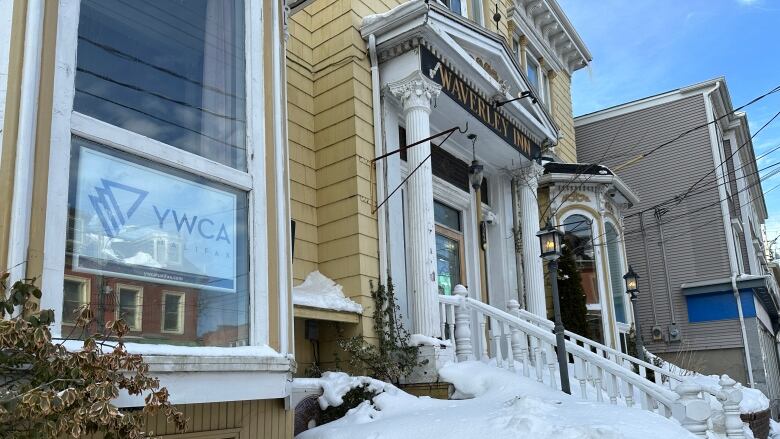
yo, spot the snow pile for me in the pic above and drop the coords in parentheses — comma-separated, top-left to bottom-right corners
(686, 374, 770, 414)
(645, 350, 769, 413)
(296, 372, 397, 410)
(409, 334, 452, 347)
(297, 361, 697, 439)
(293, 271, 363, 314)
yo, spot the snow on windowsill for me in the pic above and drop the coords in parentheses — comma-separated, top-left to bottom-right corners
(57, 339, 286, 359)
(293, 271, 363, 314)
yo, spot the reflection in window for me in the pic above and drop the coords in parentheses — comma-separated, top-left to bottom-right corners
(605, 223, 627, 323)
(162, 292, 185, 334)
(63, 277, 88, 324)
(563, 215, 598, 305)
(434, 201, 463, 296)
(118, 285, 143, 331)
(66, 138, 250, 346)
(74, 0, 247, 170)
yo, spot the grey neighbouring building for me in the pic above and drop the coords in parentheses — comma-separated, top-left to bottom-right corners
(574, 78, 780, 415)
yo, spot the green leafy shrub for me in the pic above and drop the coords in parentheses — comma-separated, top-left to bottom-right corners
(336, 278, 420, 383)
(0, 273, 186, 438)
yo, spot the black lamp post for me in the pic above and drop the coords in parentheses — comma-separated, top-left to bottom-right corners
(624, 266, 645, 363)
(537, 220, 571, 394)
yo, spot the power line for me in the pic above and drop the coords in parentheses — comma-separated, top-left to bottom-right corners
(613, 83, 780, 172)
(675, 109, 780, 207)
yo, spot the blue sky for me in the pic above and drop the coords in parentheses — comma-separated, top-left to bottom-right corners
(559, 0, 780, 250)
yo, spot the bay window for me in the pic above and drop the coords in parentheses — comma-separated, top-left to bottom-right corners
(46, 0, 267, 349)
(605, 222, 627, 323)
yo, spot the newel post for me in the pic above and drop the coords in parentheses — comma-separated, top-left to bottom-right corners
(672, 381, 712, 437)
(719, 375, 745, 439)
(453, 285, 473, 362)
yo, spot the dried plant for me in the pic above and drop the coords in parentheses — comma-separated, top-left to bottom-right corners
(0, 272, 186, 438)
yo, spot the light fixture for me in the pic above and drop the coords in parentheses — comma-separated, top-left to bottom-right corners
(623, 265, 645, 362)
(493, 90, 537, 108)
(467, 134, 484, 190)
(624, 265, 639, 294)
(536, 220, 563, 261)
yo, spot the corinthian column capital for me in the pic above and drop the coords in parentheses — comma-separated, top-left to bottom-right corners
(387, 70, 442, 114)
(519, 162, 545, 192)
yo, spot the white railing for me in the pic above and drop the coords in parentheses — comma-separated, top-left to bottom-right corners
(438, 285, 748, 438)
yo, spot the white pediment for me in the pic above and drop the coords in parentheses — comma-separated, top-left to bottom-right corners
(362, 0, 559, 148)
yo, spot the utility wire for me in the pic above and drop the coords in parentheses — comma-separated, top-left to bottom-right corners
(613, 83, 780, 172)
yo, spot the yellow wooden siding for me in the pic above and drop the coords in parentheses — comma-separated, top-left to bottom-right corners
(96, 399, 293, 439)
(550, 72, 577, 163)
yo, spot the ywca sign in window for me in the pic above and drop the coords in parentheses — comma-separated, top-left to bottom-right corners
(70, 143, 240, 292)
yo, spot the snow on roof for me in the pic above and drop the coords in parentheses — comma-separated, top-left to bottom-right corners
(292, 271, 363, 314)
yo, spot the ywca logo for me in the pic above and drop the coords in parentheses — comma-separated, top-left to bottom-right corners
(88, 179, 148, 238)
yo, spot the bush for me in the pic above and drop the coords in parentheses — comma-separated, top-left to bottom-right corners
(336, 278, 420, 383)
(319, 384, 379, 425)
(0, 273, 186, 438)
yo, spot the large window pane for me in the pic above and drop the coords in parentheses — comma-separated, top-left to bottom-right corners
(563, 215, 599, 305)
(65, 138, 250, 346)
(605, 223, 627, 323)
(436, 233, 462, 296)
(74, 0, 247, 170)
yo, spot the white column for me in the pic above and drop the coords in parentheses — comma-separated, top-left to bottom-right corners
(519, 163, 546, 318)
(388, 71, 441, 337)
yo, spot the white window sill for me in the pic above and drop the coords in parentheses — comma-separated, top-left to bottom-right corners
(56, 339, 295, 373)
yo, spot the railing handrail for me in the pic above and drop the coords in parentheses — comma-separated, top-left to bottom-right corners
(515, 309, 682, 385)
(453, 296, 678, 406)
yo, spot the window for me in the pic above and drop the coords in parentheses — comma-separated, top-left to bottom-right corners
(441, 0, 463, 15)
(162, 291, 186, 334)
(526, 56, 540, 91)
(563, 214, 603, 342)
(74, 0, 247, 170)
(117, 284, 143, 331)
(435, 201, 465, 296)
(57, 0, 254, 347)
(563, 215, 599, 305)
(63, 276, 89, 324)
(605, 223, 627, 323)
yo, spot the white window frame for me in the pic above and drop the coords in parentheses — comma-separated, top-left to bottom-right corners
(62, 275, 90, 324)
(40, 0, 270, 349)
(116, 283, 143, 331)
(603, 220, 630, 326)
(161, 291, 186, 335)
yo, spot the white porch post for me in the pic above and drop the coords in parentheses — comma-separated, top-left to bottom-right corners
(388, 71, 441, 337)
(519, 163, 546, 318)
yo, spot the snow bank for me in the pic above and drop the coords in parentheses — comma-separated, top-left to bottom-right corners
(645, 350, 769, 413)
(296, 372, 400, 411)
(409, 334, 452, 347)
(298, 361, 696, 439)
(58, 340, 284, 357)
(293, 271, 363, 314)
(686, 374, 770, 414)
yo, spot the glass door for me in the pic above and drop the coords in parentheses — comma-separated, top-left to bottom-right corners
(434, 201, 465, 295)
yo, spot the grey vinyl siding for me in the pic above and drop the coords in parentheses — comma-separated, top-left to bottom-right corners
(723, 139, 752, 274)
(576, 94, 739, 354)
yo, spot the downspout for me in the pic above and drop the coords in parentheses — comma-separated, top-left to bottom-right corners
(703, 82, 755, 386)
(511, 177, 526, 308)
(639, 212, 659, 326)
(368, 34, 388, 286)
(733, 273, 755, 387)
(7, 0, 43, 285)
(655, 210, 677, 326)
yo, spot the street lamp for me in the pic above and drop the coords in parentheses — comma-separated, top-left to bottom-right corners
(624, 266, 645, 363)
(537, 220, 571, 394)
